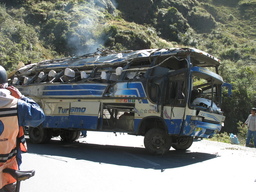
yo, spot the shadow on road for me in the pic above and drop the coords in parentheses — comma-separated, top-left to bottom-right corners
(26, 138, 217, 170)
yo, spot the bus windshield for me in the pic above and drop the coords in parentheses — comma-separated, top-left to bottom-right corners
(190, 67, 223, 113)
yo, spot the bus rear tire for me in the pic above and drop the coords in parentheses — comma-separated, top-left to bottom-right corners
(29, 126, 51, 144)
(144, 128, 172, 155)
(60, 130, 80, 143)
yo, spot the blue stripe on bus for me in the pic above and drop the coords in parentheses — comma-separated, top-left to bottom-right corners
(43, 90, 104, 96)
(43, 115, 98, 129)
(44, 84, 107, 90)
(42, 84, 107, 96)
(116, 82, 148, 103)
(127, 83, 146, 98)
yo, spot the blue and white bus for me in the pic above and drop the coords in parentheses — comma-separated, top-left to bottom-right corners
(10, 48, 231, 154)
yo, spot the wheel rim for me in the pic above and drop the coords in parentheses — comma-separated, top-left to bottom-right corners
(144, 128, 172, 154)
(152, 135, 165, 148)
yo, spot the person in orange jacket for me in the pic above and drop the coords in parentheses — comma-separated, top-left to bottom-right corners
(0, 65, 45, 192)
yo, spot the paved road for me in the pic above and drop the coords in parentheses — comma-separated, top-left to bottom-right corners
(20, 132, 256, 192)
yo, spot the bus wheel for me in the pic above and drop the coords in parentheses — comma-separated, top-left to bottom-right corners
(144, 128, 172, 155)
(29, 126, 51, 144)
(172, 136, 193, 150)
(60, 130, 80, 143)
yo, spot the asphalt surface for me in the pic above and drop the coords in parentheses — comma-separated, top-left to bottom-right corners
(19, 132, 256, 192)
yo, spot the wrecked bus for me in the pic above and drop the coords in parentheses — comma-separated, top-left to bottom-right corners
(9, 48, 230, 154)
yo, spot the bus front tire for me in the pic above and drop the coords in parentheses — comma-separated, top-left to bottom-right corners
(144, 128, 172, 155)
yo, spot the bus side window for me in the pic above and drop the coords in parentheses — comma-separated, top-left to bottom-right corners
(169, 81, 176, 100)
(149, 83, 159, 103)
(164, 81, 175, 104)
(166, 80, 185, 106)
(176, 81, 185, 100)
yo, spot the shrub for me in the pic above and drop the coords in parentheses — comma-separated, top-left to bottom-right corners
(188, 8, 217, 33)
(167, 7, 178, 14)
(209, 132, 231, 143)
(236, 121, 247, 145)
(220, 48, 241, 61)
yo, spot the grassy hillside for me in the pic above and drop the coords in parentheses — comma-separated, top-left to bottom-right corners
(0, 0, 256, 133)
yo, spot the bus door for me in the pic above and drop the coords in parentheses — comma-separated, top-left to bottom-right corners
(162, 71, 187, 135)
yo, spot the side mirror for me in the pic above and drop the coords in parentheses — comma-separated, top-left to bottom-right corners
(222, 83, 232, 96)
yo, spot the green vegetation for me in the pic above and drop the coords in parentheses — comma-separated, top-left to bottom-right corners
(0, 0, 256, 135)
(209, 132, 231, 144)
(209, 121, 248, 146)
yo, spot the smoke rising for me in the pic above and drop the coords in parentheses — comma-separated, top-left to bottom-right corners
(67, 0, 117, 56)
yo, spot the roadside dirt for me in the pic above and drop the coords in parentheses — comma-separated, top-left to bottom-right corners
(191, 139, 256, 158)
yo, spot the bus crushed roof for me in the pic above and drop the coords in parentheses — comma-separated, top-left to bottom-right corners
(15, 47, 220, 75)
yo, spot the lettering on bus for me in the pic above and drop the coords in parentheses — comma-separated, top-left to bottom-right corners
(58, 107, 87, 114)
(139, 108, 157, 114)
(115, 95, 136, 103)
